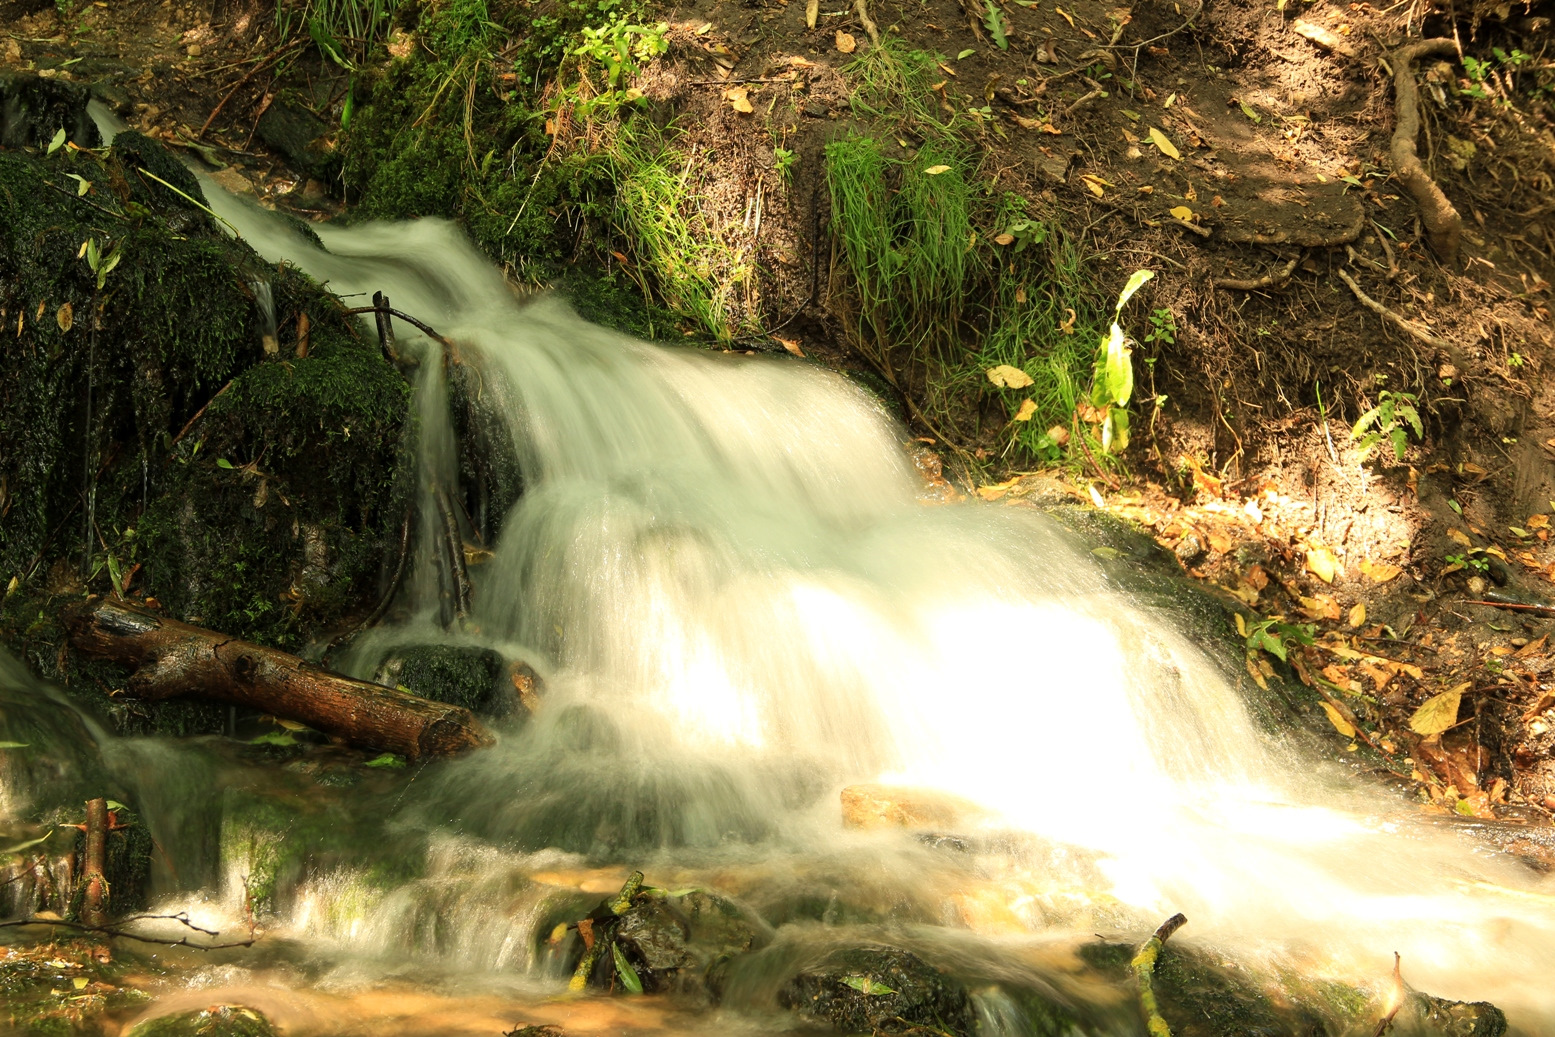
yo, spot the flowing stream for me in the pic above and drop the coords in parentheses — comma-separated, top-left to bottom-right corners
(5, 117, 1555, 1033)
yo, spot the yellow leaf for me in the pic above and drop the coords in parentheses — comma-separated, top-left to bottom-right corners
(1148, 127, 1181, 160)
(1080, 177, 1105, 197)
(1054, 4, 1075, 25)
(1448, 528, 1473, 547)
(924, 164, 951, 175)
(1306, 546, 1340, 583)
(1529, 514, 1550, 529)
(726, 86, 754, 113)
(1409, 686, 1465, 736)
(1234, 612, 1248, 637)
(1320, 701, 1355, 739)
(994, 232, 1015, 245)
(55, 302, 73, 332)
(806, 0, 818, 28)
(1013, 398, 1037, 422)
(835, 30, 857, 53)
(1348, 601, 1366, 628)
(1168, 205, 1193, 220)
(775, 336, 805, 357)
(1359, 558, 1403, 582)
(976, 477, 1020, 500)
(986, 364, 1034, 388)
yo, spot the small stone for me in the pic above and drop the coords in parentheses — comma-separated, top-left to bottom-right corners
(186, 43, 201, 57)
(1512, 637, 1529, 647)
(1467, 575, 1487, 595)
(1174, 531, 1206, 565)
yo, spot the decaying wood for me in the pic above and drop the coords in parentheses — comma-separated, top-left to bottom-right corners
(81, 797, 108, 928)
(1388, 39, 1462, 262)
(1215, 256, 1299, 291)
(65, 598, 492, 759)
(1132, 912, 1187, 1037)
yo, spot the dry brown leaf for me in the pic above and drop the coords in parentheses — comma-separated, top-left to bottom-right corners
(835, 30, 857, 53)
(1013, 399, 1037, 422)
(1448, 528, 1473, 547)
(986, 364, 1034, 388)
(976, 477, 1020, 501)
(775, 336, 805, 357)
(806, 0, 819, 28)
(1348, 601, 1366, 628)
(1530, 514, 1550, 529)
(726, 86, 754, 113)
(994, 232, 1015, 246)
(1358, 558, 1403, 582)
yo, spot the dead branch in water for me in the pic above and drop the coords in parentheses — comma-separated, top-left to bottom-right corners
(0, 911, 257, 950)
(1132, 912, 1187, 1037)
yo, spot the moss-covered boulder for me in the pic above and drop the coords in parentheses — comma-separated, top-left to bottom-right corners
(778, 946, 981, 1037)
(124, 1005, 277, 1037)
(0, 117, 411, 733)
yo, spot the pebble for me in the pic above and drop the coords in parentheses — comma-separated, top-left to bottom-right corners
(187, 43, 201, 57)
(1513, 637, 1530, 647)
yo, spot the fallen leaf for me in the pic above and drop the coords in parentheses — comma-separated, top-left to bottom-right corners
(1053, 5, 1075, 25)
(835, 30, 857, 53)
(994, 232, 1015, 245)
(1306, 546, 1340, 583)
(55, 302, 72, 332)
(1047, 424, 1070, 445)
(957, 48, 976, 59)
(726, 86, 754, 113)
(1147, 127, 1180, 160)
(1298, 594, 1341, 620)
(1168, 205, 1193, 220)
(1359, 558, 1403, 582)
(1015, 287, 1027, 304)
(1348, 601, 1366, 627)
(1014, 399, 1037, 421)
(1410, 685, 1465, 736)
(924, 164, 951, 175)
(986, 364, 1034, 388)
(1448, 528, 1473, 547)
(1058, 308, 1077, 334)
(1320, 700, 1356, 739)
(775, 336, 805, 357)
(976, 477, 1020, 500)
(806, 0, 818, 27)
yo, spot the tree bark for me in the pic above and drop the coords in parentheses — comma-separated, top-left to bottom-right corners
(64, 598, 493, 759)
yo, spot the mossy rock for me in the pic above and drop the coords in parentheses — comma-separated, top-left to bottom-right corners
(124, 1005, 277, 1037)
(778, 946, 980, 1037)
(0, 73, 100, 150)
(0, 942, 151, 1036)
(377, 643, 509, 716)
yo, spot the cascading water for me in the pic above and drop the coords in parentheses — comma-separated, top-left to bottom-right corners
(10, 109, 1553, 1033)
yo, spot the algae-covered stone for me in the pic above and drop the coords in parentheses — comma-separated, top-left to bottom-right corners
(778, 946, 978, 1037)
(1409, 991, 1508, 1037)
(125, 1005, 276, 1037)
(0, 73, 100, 150)
(611, 888, 771, 996)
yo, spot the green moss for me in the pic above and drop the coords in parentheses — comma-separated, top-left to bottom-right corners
(124, 1005, 277, 1037)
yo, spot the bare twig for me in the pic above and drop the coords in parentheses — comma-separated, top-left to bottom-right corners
(1373, 952, 1404, 1036)
(1165, 216, 1212, 238)
(341, 305, 453, 348)
(1462, 598, 1555, 618)
(1060, 78, 1105, 119)
(198, 40, 307, 139)
(1102, 2, 1203, 51)
(1216, 256, 1299, 291)
(170, 381, 231, 449)
(0, 911, 256, 950)
(1335, 268, 1453, 349)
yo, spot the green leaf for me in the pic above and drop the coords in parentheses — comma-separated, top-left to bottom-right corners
(309, 18, 352, 69)
(842, 975, 897, 995)
(105, 800, 127, 811)
(3, 833, 53, 854)
(1113, 269, 1155, 315)
(249, 731, 296, 747)
(66, 173, 90, 196)
(1390, 427, 1407, 461)
(47, 128, 66, 156)
(957, 48, 976, 59)
(0, 741, 30, 749)
(983, 1, 1009, 49)
(1103, 323, 1134, 406)
(364, 753, 406, 769)
(612, 942, 644, 994)
(216, 458, 235, 469)
(1237, 99, 1261, 123)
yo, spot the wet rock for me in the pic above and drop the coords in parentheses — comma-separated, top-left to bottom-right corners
(778, 946, 977, 1037)
(1410, 991, 1508, 1037)
(376, 644, 540, 718)
(0, 72, 100, 150)
(125, 1004, 278, 1037)
(568, 874, 771, 999)
(255, 98, 339, 184)
(1174, 530, 1207, 565)
(839, 783, 987, 831)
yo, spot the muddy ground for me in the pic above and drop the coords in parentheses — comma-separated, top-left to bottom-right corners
(5, 0, 1555, 836)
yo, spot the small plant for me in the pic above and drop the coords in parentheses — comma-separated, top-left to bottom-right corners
(82, 236, 122, 291)
(1351, 389, 1422, 462)
(983, 0, 1009, 50)
(1238, 615, 1316, 663)
(773, 146, 796, 182)
(1509, 351, 1525, 368)
(1000, 217, 1047, 252)
(1443, 551, 1491, 575)
(1143, 307, 1176, 346)
(1087, 268, 1154, 453)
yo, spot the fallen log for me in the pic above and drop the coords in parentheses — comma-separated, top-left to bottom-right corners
(64, 598, 493, 759)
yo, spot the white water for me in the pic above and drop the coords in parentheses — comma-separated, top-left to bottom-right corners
(24, 111, 1555, 1030)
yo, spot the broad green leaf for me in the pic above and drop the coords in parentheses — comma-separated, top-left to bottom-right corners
(1113, 269, 1155, 315)
(1103, 323, 1134, 405)
(364, 753, 406, 769)
(1409, 687, 1463, 736)
(957, 48, 976, 59)
(842, 975, 897, 995)
(47, 128, 66, 156)
(249, 731, 296, 747)
(0, 741, 30, 749)
(216, 458, 235, 469)
(612, 942, 644, 994)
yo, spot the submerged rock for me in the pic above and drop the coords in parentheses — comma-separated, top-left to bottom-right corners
(1410, 992, 1508, 1037)
(839, 783, 987, 831)
(778, 946, 978, 1037)
(124, 1005, 277, 1037)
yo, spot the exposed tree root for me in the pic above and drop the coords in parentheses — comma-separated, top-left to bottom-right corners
(1336, 268, 1453, 349)
(1165, 216, 1211, 239)
(1215, 256, 1299, 291)
(854, 0, 881, 48)
(1388, 39, 1462, 263)
(1220, 207, 1365, 247)
(1132, 912, 1187, 1037)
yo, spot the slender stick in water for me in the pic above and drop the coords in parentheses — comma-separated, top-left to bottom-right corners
(1132, 912, 1186, 1037)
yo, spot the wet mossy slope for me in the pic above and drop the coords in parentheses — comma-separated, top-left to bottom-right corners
(0, 100, 410, 733)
